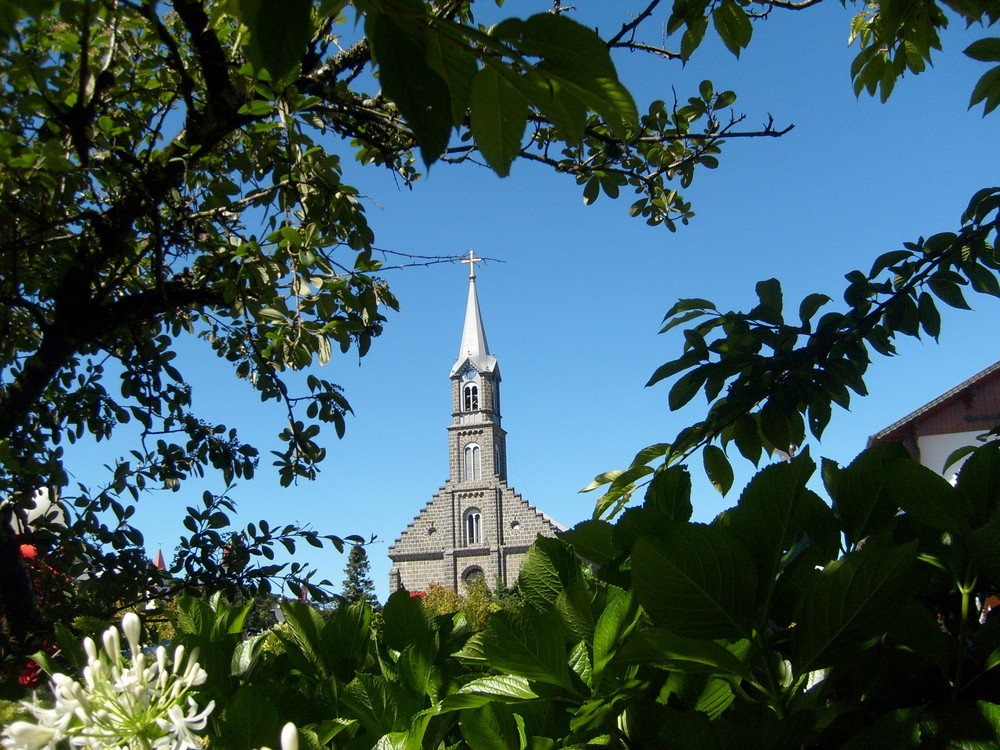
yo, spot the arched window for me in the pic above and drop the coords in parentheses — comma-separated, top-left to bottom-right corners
(464, 508, 482, 546)
(463, 384, 479, 411)
(463, 565, 485, 584)
(464, 443, 481, 481)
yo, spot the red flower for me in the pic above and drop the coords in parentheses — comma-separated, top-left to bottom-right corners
(18, 660, 41, 687)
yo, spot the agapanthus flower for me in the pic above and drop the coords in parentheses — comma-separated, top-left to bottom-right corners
(1, 613, 214, 750)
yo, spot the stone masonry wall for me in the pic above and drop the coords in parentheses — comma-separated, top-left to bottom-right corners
(388, 477, 562, 595)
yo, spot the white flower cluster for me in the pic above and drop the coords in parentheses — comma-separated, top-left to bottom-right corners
(2, 613, 214, 750)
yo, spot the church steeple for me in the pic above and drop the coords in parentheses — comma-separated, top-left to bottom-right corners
(451, 251, 497, 377)
(448, 252, 505, 483)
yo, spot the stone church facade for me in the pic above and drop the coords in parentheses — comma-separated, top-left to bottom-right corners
(388, 255, 564, 594)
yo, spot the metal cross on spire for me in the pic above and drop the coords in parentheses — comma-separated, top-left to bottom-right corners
(461, 249, 483, 279)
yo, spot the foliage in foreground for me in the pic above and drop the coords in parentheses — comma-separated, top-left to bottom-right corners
(10, 439, 1000, 749)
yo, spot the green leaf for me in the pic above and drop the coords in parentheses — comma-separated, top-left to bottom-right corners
(917, 702, 1000, 747)
(374, 709, 435, 750)
(644, 464, 693, 524)
(321, 602, 373, 681)
(646, 350, 706, 388)
(881, 456, 970, 534)
(488, 64, 587, 145)
(580, 468, 624, 494)
(559, 520, 616, 566)
(702, 444, 734, 495)
(668, 366, 708, 410)
(632, 525, 757, 640)
(517, 14, 618, 79)
(219, 687, 283, 750)
(658, 309, 708, 334)
(917, 291, 941, 339)
(568, 640, 593, 688)
(711, 0, 753, 58)
(518, 536, 582, 612)
(868, 249, 912, 278)
(342, 673, 399, 736)
(460, 702, 525, 750)
(694, 676, 736, 720)
(732, 414, 763, 466)
(533, 62, 639, 137)
(954, 442, 1000, 528)
(279, 600, 328, 673)
(366, 8, 454, 165)
(759, 400, 791, 451)
(176, 595, 212, 638)
(238, 0, 313, 82)
(824, 443, 912, 548)
(231, 633, 265, 677)
(663, 298, 718, 317)
(791, 541, 917, 673)
(798, 293, 831, 325)
(928, 277, 972, 309)
(944, 444, 978, 473)
(619, 628, 751, 679)
(397, 644, 435, 699)
(460, 674, 539, 701)
(965, 38, 1000, 63)
(724, 454, 827, 591)
(424, 27, 478, 123)
(383, 588, 436, 654)
(480, 608, 574, 691)
(964, 261, 1000, 297)
(441, 675, 539, 711)
(557, 579, 596, 642)
(54, 622, 85, 672)
(470, 63, 529, 177)
(591, 585, 640, 677)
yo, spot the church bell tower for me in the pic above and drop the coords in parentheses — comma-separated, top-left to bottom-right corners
(448, 251, 507, 486)
(387, 252, 563, 595)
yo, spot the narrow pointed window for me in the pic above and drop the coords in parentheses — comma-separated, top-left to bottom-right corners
(465, 508, 482, 546)
(464, 443, 481, 481)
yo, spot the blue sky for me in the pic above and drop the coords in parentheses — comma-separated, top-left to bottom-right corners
(64, 1, 1000, 601)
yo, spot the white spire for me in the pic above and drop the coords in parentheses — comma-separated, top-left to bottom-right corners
(451, 251, 497, 375)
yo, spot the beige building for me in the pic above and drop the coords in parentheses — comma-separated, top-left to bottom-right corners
(387, 255, 563, 594)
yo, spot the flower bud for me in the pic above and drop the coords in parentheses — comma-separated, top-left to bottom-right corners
(121, 612, 141, 656)
(280, 722, 299, 750)
(172, 645, 185, 674)
(102, 626, 120, 661)
(83, 637, 98, 665)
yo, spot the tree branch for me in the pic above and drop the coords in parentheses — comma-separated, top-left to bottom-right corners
(608, 0, 667, 47)
(765, 0, 823, 9)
